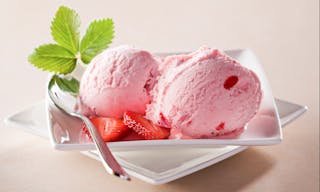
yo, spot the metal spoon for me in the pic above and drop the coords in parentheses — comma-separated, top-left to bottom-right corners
(47, 77, 130, 181)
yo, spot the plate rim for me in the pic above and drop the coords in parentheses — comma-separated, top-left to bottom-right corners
(4, 98, 307, 184)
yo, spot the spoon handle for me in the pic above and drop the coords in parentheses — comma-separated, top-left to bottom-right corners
(80, 115, 130, 180)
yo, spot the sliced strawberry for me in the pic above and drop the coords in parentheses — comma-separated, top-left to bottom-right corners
(120, 130, 146, 141)
(82, 117, 129, 142)
(123, 111, 170, 140)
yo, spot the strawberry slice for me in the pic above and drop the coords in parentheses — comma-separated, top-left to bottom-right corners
(123, 111, 170, 140)
(120, 130, 146, 141)
(82, 117, 129, 142)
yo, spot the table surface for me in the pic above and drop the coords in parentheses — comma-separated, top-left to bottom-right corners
(0, 0, 318, 191)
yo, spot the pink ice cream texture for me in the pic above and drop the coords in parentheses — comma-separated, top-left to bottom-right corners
(146, 47, 262, 139)
(77, 45, 160, 118)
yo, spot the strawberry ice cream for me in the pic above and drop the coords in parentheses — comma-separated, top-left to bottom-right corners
(77, 45, 262, 140)
(146, 47, 262, 139)
(76, 45, 160, 118)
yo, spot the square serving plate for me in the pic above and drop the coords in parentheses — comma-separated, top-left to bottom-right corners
(46, 49, 283, 151)
(5, 99, 307, 184)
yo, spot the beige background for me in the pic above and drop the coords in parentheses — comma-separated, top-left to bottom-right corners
(0, 0, 319, 191)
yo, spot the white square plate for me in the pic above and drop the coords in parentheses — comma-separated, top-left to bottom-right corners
(5, 99, 307, 184)
(46, 49, 282, 151)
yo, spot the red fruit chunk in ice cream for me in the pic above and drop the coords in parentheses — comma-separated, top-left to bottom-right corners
(224, 76, 239, 90)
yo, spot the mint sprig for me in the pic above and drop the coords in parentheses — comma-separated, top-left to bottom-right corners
(80, 19, 114, 64)
(51, 6, 80, 54)
(28, 44, 76, 74)
(28, 6, 114, 94)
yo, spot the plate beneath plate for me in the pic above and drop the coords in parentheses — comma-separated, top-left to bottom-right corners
(5, 98, 307, 184)
(46, 49, 282, 150)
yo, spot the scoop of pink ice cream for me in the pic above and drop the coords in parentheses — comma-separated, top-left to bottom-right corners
(146, 47, 262, 138)
(77, 45, 160, 118)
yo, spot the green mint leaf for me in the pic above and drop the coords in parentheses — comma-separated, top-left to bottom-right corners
(51, 6, 80, 54)
(53, 75, 80, 95)
(28, 44, 77, 74)
(80, 19, 114, 64)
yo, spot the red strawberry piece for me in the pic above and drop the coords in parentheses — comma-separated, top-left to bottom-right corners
(224, 75, 239, 90)
(215, 122, 225, 131)
(120, 130, 146, 141)
(82, 117, 129, 142)
(123, 111, 170, 140)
